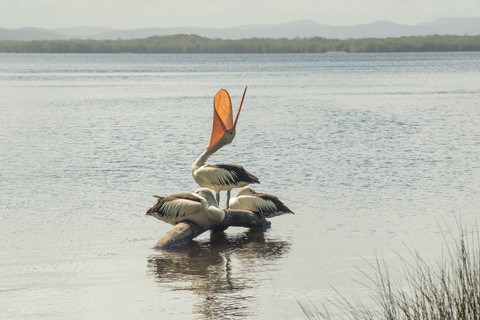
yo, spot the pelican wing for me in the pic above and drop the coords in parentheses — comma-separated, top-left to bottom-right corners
(255, 193, 294, 214)
(237, 194, 278, 217)
(237, 193, 294, 217)
(193, 165, 227, 188)
(215, 164, 259, 184)
(147, 193, 204, 218)
(196, 164, 258, 188)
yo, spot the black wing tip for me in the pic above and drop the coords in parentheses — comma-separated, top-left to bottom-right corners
(282, 205, 295, 214)
(147, 195, 165, 215)
(248, 173, 260, 184)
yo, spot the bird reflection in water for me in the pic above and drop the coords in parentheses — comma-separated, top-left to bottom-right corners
(147, 228, 291, 319)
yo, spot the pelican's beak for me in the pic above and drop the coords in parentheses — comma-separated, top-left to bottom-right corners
(233, 86, 247, 129)
(208, 87, 247, 149)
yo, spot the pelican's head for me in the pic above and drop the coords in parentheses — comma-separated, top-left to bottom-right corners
(210, 128, 236, 150)
(207, 87, 247, 150)
(194, 188, 218, 207)
(236, 186, 256, 196)
(195, 188, 225, 223)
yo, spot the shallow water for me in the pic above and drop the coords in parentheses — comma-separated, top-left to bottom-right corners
(1, 52, 479, 319)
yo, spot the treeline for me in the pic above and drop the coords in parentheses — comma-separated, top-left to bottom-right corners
(1, 34, 480, 53)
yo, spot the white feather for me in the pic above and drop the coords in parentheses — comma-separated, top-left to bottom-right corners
(194, 166, 239, 191)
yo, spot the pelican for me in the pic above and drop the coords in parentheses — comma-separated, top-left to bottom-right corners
(191, 87, 259, 208)
(146, 188, 225, 226)
(229, 187, 295, 218)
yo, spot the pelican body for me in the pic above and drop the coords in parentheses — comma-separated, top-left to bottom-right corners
(229, 187, 295, 218)
(191, 87, 259, 208)
(146, 188, 225, 226)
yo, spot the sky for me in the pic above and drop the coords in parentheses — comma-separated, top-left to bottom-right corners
(1, 0, 479, 30)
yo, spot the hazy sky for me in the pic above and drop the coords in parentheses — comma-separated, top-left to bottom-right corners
(1, 0, 479, 29)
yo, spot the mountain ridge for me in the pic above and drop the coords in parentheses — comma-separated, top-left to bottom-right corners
(1, 17, 479, 41)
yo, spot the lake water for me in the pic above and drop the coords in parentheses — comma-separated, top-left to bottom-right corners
(1, 52, 479, 319)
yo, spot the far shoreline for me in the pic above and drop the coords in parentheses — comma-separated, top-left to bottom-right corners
(1, 34, 480, 54)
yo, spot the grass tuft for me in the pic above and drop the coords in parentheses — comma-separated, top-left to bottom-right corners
(299, 221, 480, 320)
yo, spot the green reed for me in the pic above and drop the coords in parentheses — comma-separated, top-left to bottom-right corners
(299, 221, 480, 320)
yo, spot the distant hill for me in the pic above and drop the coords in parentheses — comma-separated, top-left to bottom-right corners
(54, 27, 115, 38)
(0, 27, 66, 40)
(1, 17, 480, 41)
(420, 17, 480, 35)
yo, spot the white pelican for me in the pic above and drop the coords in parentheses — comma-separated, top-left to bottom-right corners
(191, 87, 259, 208)
(145, 188, 225, 226)
(229, 187, 295, 218)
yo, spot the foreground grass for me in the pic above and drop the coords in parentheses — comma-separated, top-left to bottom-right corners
(300, 222, 480, 320)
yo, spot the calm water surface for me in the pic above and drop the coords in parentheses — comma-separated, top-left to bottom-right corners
(1, 53, 479, 319)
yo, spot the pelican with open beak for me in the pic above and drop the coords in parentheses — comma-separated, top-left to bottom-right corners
(191, 87, 259, 208)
